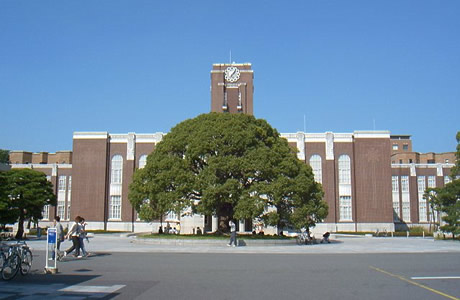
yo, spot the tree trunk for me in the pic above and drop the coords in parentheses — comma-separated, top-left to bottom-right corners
(217, 203, 233, 233)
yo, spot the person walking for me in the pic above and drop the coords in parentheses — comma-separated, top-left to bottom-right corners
(228, 220, 237, 247)
(79, 217, 88, 257)
(61, 216, 82, 259)
(54, 216, 64, 251)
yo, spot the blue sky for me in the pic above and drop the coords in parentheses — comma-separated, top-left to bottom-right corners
(1, 1, 459, 154)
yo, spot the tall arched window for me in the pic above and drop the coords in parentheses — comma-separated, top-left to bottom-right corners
(309, 155, 322, 184)
(338, 155, 352, 221)
(139, 155, 148, 169)
(111, 155, 123, 184)
(338, 155, 351, 184)
(109, 155, 123, 220)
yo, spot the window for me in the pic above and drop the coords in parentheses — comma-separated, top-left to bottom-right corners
(309, 155, 322, 184)
(111, 155, 123, 184)
(444, 176, 452, 185)
(401, 176, 410, 222)
(392, 176, 400, 221)
(109, 196, 122, 220)
(57, 175, 66, 219)
(338, 155, 352, 221)
(392, 176, 399, 192)
(339, 196, 352, 221)
(445, 159, 449, 163)
(409, 159, 413, 164)
(401, 176, 409, 192)
(392, 144, 399, 151)
(338, 155, 351, 184)
(109, 155, 123, 220)
(139, 155, 148, 169)
(403, 144, 409, 151)
(427, 176, 436, 188)
(42, 205, 50, 220)
(417, 176, 426, 193)
(58, 176, 66, 191)
(67, 176, 72, 220)
(418, 176, 427, 222)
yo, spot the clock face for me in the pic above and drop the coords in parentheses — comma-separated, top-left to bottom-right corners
(225, 66, 240, 82)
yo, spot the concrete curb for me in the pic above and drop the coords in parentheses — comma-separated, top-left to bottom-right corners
(132, 237, 297, 246)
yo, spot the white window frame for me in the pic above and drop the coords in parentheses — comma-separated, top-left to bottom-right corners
(109, 195, 122, 220)
(401, 176, 411, 222)
(109, 155, 123, 220)
(392, 176, 400, 221)
(58, 175, 66, 191)
(309, 154, 322, 184)
(338, 155, 352, 221)
(427, 176, 436, 188)
(417, 176, 427, 222)
(42, 205, 50, 220)
(339, 196, 352, 221)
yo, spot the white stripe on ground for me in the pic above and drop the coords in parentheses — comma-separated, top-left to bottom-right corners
(59, 284, 126, 293)
(411, 276, 460, 280)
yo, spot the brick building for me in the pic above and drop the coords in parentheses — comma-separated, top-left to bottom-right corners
(9, 63, 456, 234)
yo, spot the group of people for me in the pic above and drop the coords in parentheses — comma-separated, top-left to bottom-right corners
(54, 215, 89, 259)
(158, 222, 181, 234)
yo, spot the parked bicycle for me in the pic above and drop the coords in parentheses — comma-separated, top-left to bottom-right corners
(296, 231, 314, 245)
(1, 241, 33, 281)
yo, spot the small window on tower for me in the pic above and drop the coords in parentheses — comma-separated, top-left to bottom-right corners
(403, 144, 409, 151)
(392, 144, 399, 151)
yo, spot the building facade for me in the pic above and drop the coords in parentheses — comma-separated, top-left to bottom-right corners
(8, 63, 456, 234)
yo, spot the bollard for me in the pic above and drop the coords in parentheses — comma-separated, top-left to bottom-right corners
(406, 231, 409, 238)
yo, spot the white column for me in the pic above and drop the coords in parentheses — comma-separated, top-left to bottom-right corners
(211, 216, 218, 232)
(296, 132, 306, 161)
(239, 220, 245, 233)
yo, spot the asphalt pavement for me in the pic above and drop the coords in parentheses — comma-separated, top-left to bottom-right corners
(1, 234, 459, 300)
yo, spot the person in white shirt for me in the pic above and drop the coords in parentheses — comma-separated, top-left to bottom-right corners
(227, 220, 237, 247)
(61, 216, 82, 258)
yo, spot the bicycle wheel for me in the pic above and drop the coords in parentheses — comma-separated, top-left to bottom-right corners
(296, 235, 302, 245)
(0, 252, 5, 272)
(2, 254, 20, 281)
(20, 249, 33, 276)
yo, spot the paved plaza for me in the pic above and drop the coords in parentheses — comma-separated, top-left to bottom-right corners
(1, 234, 459, 299)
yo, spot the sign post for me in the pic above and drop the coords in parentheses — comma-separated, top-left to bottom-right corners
(45, 228, 58, 274)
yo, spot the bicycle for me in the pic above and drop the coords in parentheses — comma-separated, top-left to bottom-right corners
(296, 231, 314, 245)
(1, 241, 33, 281)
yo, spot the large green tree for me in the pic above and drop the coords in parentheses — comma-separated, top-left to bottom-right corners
(0, 168, 56, 239)
(0, 149, 9, 164)
(129, 113, 327, 232)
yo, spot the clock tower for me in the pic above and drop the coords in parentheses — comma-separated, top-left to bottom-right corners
(210, 63, 254, 115)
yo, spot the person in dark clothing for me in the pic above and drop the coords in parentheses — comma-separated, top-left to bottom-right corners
(321, 232, 331, 243)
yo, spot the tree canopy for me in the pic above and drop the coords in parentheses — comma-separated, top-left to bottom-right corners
(129, 113, 327, 232)
(0, 149, 9, 164)
(0, 168, 56, 238)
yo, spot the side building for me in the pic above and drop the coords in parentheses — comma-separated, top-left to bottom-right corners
(390, 135, 455, 230)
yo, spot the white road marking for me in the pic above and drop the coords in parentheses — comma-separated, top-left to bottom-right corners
(59, 284, 126, 293)
(411, 276, 460, 280)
